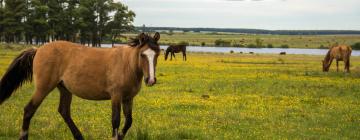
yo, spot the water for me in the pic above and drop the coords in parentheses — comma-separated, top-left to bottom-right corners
(102, 44, 360, 56)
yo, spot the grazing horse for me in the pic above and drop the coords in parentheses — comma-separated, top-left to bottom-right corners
(0, 32, 161, 140)
(322, 44, 352, 72)
(165, 45, 187, 61)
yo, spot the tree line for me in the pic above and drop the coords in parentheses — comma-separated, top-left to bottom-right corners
(0, 0, 135, 47)
(141, 27, 360, 35)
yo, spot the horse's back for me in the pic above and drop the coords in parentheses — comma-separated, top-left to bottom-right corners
(169, 45, 186, 52)
(337, 45, 352, 56)
(330, 45, 352, 60)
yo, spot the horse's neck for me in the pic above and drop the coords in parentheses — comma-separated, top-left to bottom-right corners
(324, 49, 333, 67)
(115, 47, 143, 80)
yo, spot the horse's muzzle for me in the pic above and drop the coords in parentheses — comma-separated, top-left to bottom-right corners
(145, 77, 157, 86)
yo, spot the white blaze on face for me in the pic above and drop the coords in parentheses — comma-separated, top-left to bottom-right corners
(143, 49, 156, 81)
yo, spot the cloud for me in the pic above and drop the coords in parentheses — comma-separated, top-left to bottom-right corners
(121, 0, 360, 30)
(223, 0, 284, 1)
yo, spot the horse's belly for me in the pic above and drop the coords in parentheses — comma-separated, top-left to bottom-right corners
(72, 89, 111, 100)
(62, 80, 111, 100)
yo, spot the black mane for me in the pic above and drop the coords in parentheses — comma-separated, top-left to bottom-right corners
(128, 33, 158, 49)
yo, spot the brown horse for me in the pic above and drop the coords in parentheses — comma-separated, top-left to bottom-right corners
(165, 45, 187, 61)
(322, 44, 352, 72)
(0, 33, 161, 140)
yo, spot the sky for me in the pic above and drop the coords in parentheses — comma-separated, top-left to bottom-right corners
(118, 0, 360, 30)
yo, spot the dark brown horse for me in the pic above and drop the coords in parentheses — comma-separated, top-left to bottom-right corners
(165, 45, 187, 61)
(0, 33, 161, 140)
(322, 44, 352, 72)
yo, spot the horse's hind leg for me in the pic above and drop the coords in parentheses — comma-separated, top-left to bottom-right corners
(345, 59, 350, 73)
(183, 52, 187, 61)
(57, 84, 84, 140)
(120, 98, 133, 139)
(20, 88, 53, 140)
(170, 52, 174, 61)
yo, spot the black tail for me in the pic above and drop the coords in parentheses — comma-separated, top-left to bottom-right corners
(0, 48, 37, 104)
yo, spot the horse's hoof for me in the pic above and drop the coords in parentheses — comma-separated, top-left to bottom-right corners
(19, 136, 28, 140)
(118, 134, 125, 140)
(19, 131, 28, 140)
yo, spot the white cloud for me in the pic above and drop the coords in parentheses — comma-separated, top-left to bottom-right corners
(118, 0, 360, 30)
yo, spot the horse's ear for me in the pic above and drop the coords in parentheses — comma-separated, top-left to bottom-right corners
(139, 33, 147, 45)
(154, 32, 160, 42)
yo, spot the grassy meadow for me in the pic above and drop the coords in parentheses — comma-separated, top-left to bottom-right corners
(1, 44, 360, 139)
(120, 32, 360, 49)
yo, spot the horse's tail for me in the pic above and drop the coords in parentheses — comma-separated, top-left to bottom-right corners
(0, 48, 37, 104)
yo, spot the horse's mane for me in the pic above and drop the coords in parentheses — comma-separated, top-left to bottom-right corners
(128, 33, 157, 48)
(324, 45, 337, 61)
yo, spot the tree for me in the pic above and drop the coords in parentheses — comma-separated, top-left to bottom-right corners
(26, 0, 49, 44)
(0, 0, 135, 46)
(107, 2, 135, 46)
(3, 0, 27, 43)
(0, 0, 4, 42)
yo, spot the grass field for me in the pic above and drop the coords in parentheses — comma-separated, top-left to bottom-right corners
(1, 45, 360, 139)
(119, 32, 360, 49)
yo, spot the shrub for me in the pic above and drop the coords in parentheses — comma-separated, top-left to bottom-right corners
(201, 42, 206, 46)
(255, 38, 264, 48)
(230, 50, 234, 53)
(246, 44, 257, 48)
(214, 39, 231, 47)
(178, 41, 189, 46)
(232, 44, 245, 47)
(280, 44, 289, 48)
(267, 44, 273, 48)
(319, 45, 327, 49)
(351, 42, 360, 50)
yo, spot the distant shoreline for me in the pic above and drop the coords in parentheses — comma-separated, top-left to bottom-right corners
(139, 26, 360, 35)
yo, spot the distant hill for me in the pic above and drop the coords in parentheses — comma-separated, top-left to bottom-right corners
(137, 27, 360, 35)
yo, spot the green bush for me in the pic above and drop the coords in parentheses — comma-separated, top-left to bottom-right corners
(351, 42, 360, 50)
(178, 41, 189, 46)
(280, 44, 289, 48)
(255, 38, 264, 48)
(246, 44, 257, 48)
(214, 39, 231, 47)
(267, 44, 273, 48)
(232, 44, 245, 47)
(319, 45, 327, 49)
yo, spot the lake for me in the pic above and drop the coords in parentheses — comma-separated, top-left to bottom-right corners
(103, 44, 360, 56)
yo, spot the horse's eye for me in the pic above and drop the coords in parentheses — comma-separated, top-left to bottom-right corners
(141, 54, 146, 57)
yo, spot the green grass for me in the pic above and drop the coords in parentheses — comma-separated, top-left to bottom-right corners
(1, 46, 360, 139)
(120, 32, 360, 49)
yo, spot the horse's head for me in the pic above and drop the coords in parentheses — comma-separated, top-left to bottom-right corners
(131, 32, 160, 86)
(322, 60, 329, 72)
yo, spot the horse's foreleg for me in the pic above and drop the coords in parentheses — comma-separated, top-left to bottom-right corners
(336, 60, 339, 72)
(58, 85, 83, 140)
(111, 97, 122, 140)
(120, 98, 133, 139)
(20, 90, 50, 140)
